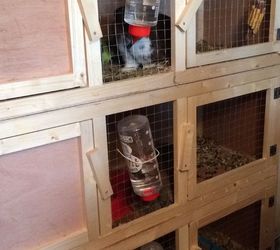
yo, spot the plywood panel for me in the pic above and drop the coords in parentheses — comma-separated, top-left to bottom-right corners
(0, 138, 85, 250)
(0, 0, 72, 84)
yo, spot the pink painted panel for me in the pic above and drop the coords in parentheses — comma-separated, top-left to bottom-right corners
(0, 138, 86, 250)
(0, 0, 72, 84)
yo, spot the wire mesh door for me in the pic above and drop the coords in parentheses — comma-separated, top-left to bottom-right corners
(98, 0, 171, 83)
(106, 102, 174, 228)
(196, 0, 272, 53)
(198, 201, 261, 250)
(196, 90, 266, 183)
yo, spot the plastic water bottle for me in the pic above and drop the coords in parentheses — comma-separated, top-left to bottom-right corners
(117, 115, 162, 201)
(124, 0, 161, 41)
(124, 0, 161, 27)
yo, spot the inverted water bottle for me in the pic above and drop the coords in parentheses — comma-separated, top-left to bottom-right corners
(124, 0, 161, 41)
(117, 115, 162, 201)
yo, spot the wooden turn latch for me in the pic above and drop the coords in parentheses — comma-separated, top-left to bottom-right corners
(77, 0, 103, 41)
(179, 122, 195, 172)
(176, 0, 203, 32)
(86, 148, 113, 200)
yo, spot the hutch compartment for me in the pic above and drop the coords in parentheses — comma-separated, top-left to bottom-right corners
(97, 0, 171, 83)
(185, 81, 279, 199)
(189, 194, 276, 250)
(105, 102, 174, 228)
(184, 0, 280, 67)
(0, 123, 98, 250)
(0, 0, 86, 100)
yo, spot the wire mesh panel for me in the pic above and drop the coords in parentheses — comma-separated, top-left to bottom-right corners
(196, 0, 272, 53)
(98, 0, 171, 83)
(136, 231, 176, 250)
(106, 102, 174, 228)
(198, 201, 261, 249)
(197, 90, 266, 182)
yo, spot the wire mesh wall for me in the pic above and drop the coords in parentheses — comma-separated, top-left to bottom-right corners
(137, 231, 176, 250)
(196, 0, 272, 53)
(106, 102, 174, 228)
(98, 0, 171, 83)
(197, 90, 266, 182)
(198, 201, 261, 249)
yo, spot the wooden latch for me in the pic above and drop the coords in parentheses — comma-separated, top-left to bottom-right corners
(77, 0, 103, 41)
(176, 0, 203, 32)
(179, 123, 195, 172)
(86, 148, 113, 200)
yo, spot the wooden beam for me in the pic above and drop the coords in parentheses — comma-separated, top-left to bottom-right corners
(77, 0, 103, 42)
(86, 149, 113, 200)
(0, 123, 80, 156)
(80, 120, 100, 240)
(176, 0, 203, 32)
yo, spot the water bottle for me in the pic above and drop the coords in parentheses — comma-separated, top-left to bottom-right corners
(124, 0, 161, 41)
(117, 115, 162, 201)
(124, 0, 161, 27)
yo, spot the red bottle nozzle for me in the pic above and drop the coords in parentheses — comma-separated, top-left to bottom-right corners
(128, 25, 151, 42)
(142, 192, 160, 202)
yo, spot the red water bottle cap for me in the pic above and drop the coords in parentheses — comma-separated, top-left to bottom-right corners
(128, 25, 151, 41)
(142, 192, 160, 202)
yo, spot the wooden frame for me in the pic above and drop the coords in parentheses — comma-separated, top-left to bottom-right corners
(185, 0, 280, 67)
(186, 79, 280, 200)
(0, 0, 86, 100)
(0, 76, 278, 249)
(0, 122, 101, 249)
(96, 100, 180, 236)
(188, 189, 277, 250)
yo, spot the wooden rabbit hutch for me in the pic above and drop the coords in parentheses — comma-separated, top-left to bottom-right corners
(0, 0, 280, 250)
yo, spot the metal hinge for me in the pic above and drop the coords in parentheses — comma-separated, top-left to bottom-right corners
(277, 28, 280, 41)
(268, 196, 275, 208)
(274, 87, 280, 99)
(270, 144, 277, 156)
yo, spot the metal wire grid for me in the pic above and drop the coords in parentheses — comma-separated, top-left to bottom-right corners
(137, 231, 176, 250)
(197, 90, 266, 182)
(106, 102, 174, 228)
(198, 201, 261, 249)
(196, 0, 271, 53)
(98, 0, 171, 83)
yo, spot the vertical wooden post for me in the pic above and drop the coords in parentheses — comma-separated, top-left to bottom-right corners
(172, 0, 187, 71)
(68, 0, 87, 85)
(275, 79, 280, 238)
(80, 120, 100, 240)
(93, 116, 113, 235)
(174, 98, 190, 249)
(176, 225, 189, 250)
(84, 0, 103, 86)
(259, 188, 277, 249)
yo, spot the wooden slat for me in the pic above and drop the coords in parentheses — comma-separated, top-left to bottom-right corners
(0, 76, 279, 141)
(86, 149, 113, 200)
(172, 0, 187, 71)
(85, 34, 103, 86)
(176, 53, 280, 84)
(68, 0, 87, 85)
(77, 0, 103, 42)
(259, 188, 277, 249)
(190, 43, 276, 67)
(1, 68, 280, 126)
(40, 229, 88, 250)
(92, 116, 112, 235)
(176, 225, 189, 250)
(0, 123, 80, 156)
(80, 120, 100, 240)
(176, 0, 203, 32)
(174, 99, 189, 203)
